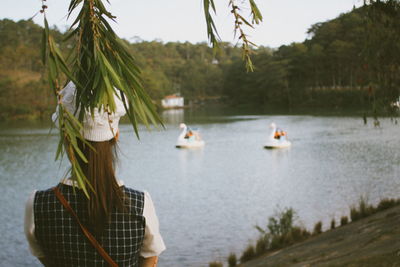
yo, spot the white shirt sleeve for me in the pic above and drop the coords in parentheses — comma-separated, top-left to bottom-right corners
(140, 191, 166, 258)
(24, 190, 45, 258)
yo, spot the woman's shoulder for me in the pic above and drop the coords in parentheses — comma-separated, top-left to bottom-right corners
(35, 187, 54, 194)
(33, 187, 55, 200)
(122, 186, 146, 205)
(122, 187, 156, 208)
(34, 183, 74, 196)
(122, 186, 144, 196)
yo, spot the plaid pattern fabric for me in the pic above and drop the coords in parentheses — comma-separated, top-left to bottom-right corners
(34, 184, 145, 267)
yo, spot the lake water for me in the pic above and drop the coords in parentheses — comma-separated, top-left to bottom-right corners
(0, 109, 399, 266)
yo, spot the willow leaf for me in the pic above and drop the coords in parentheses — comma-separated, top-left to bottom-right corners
(64, 108, 84, 132)
(72, 163, 89, 198)
(98, 11, 117, 30)
(143, 104, 161, 129)
(203, 0, 220, 49)
(55, 139, 64, 161)
(69, 6, 85, 29)
(47, 57, 58, 82)
(98, 51, 124, 90)
(95, 0, 115, 20)
(249, 0, 263, 24)
(64, 123, 87, 163)
(41, 28, 47, 64)
(68, 0, 83, 14)
(121, 98, 139, 138)
(238, 14, 255, 28)
(100, 75, 117, 112)
(69, 135, 88, 163)
(44, 17, 50, 37)
(133, 97, 149, 128)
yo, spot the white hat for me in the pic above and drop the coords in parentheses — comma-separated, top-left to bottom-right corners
(52, 82, 126, 142)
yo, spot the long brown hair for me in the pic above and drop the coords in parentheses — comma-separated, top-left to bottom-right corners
(77, 138, 125, 234)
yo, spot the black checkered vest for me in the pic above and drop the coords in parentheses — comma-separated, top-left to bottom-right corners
(34, 184, 145, 267)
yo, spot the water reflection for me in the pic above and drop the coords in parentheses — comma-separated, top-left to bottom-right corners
(178, 148, 205, 177)
(268, 147, 291, 158)
(162, 109, 184, 125)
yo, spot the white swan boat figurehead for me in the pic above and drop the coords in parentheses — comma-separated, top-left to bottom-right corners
(264, 122, 291, 149)
(176, 123, 205, 148)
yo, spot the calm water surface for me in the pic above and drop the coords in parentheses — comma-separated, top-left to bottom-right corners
(0, 110, 399, 266)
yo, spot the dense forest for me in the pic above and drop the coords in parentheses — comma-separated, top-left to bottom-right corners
(0, 1, 399, 120)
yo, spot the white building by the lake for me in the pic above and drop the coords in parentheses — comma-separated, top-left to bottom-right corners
(161, 94, 184, 109)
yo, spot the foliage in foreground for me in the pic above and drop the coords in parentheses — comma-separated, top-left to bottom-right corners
(227, 252, 237, 267)
(237, 208, 312, 263)
(340, 216, 349, 226)
(350, 197, 400, 222)
(208, 261, 223, 267)
(40, 0, 164, 196)
(313, 221, 322, 235)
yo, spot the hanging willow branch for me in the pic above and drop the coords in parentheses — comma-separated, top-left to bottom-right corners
(203, 0, 263, 71)
(203, 0, 220, 50)
(65, 0, 162, 135)
(41, 0, 162, 197)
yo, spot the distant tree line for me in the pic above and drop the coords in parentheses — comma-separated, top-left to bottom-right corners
(0, 0, 399, 120)
(225, 1, 400, 113)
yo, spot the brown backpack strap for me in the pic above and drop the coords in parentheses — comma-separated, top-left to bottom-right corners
(53, 186, 118, 267)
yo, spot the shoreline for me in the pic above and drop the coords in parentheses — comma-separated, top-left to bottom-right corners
(1, 105, 398, 123)
(240, 204, 400, 266)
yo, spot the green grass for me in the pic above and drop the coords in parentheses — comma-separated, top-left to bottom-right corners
(227, 252, 237, 267)
(208, 261, 223, 267)
(340, 215, 349, 226)
(313, 221, 322, 235)
(330, 218, 336, 229)
(350, 197, 400, 222)
(240, 244, 256, 263)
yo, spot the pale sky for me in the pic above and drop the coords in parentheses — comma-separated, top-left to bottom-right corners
(1, 0, 363, 48)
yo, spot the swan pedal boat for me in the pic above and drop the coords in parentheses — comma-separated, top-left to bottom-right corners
(176, 123, 205, 149)
(264, 122, 291, 149)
